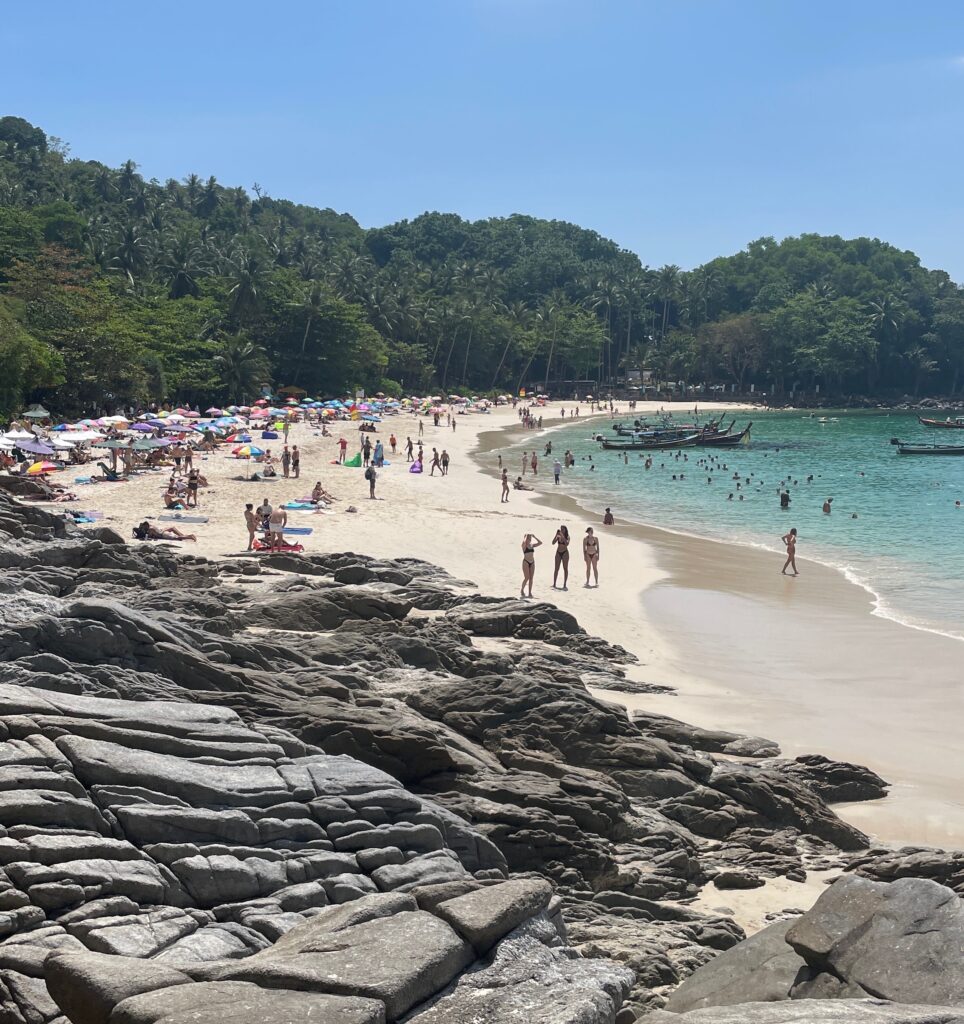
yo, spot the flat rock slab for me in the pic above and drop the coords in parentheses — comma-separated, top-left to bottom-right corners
(434, 879, 552, 954)
(45, 951, 192, 1024)
(110, 981, 384, 1024)
(642, 1001, 964, 1023)
(212, 910, 472, 1020)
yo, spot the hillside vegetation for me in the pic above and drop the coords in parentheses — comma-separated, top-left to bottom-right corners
(2, 114, 963, 415)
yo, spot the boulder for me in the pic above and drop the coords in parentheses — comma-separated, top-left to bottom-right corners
(785, 875, 964, 1005)
(642, 1002, 964, 1023)
(433, 879, 553, 954)
(664, 921, 807, 1012)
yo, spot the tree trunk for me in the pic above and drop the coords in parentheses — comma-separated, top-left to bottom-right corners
(543, 322, 558, 394)
(516, 340, 541, 395)
(293, 315, 312, 385)
(491, 335, 513, 389)
(460, 321, 475, 386)
(440, 325, 461, 389)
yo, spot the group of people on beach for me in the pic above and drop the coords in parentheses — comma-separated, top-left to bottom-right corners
(519, 524, 602, 597)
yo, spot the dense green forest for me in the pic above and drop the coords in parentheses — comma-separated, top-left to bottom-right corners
(1, 114, 963, 417)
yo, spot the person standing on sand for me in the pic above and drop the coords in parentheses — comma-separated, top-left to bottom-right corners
(782, 528, 798, 575)
(501, 468, 510, 502)
(603, 507, 614, 525)
(520, 533, 542, 598)
(256, 497, 273, 531)
(552, 525, 570, 590)
(244, 503, 257, 551)
(268, 506, 287, 552)
(405, 437, 414, 462)
(291, 445, 300, 478)
(281, 446, 291, 478)
(441, 449, 450, 476)
(418, 419, 424, 437)
(389, 433, 397, 454)
(185, 468, 200, 508)
(338, 436, 348, 464)
(430, 448, 441, 476)
(366, 464, 377, 499)
(583, 527, 600, 587)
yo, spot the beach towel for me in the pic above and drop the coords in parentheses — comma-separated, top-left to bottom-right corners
(282, 526, 313, 535)
(252, 538, 304, 553)
(74, 477, 92, 484)
(409, 461, 423, 473)
(343, 453, 362, 468)
(158, 514, 210, 523)
(283, 502, 315, 510)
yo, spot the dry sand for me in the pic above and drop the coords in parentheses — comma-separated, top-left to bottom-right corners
(60, 401, 964, 921)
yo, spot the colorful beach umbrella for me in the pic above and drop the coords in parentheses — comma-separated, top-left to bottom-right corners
(233, 444, 264, 458)
(26, 461, 58, 474)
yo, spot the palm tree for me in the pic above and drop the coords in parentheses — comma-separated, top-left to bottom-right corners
(110, 222, 151, 286)
(160, 231, 206, 299)
(903, 345, 938, 396)
(198, 176, 220, 218)
(118, 159, 138, 196)
(183, 174, 203, 213)
(867, 295, 904, 387)
(287, 281, 329, 384)
(213, 336, 268, 402)
(655, 264, 681, 343)
(491, 300, 531, 388)
(221, 248, 265, 326)
(538, 290, 567, 392)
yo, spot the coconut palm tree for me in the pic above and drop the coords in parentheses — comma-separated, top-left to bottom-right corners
(213, 336, 268, 402)
(655, 264, 681, 343)
(288, 281, 330, 384)
(490, 300, 532, 388)
(159, 230, 207, 299)
(221, 248, 265, 327)
(110, 222, 151, 286)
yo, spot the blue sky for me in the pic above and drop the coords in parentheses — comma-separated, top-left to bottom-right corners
(4, 1, 964, 277)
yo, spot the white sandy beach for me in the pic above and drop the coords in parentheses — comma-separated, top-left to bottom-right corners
(64, 402, 964, 859)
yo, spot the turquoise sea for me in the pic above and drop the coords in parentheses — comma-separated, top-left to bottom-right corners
(505, 411, 964, 641)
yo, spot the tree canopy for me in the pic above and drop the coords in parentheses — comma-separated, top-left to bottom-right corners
(1, 116, 962, 417)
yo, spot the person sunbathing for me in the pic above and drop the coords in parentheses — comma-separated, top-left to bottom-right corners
(133, 520, 196, 542)
(310, 481, 336, 504)
(163, 489, 185, 509)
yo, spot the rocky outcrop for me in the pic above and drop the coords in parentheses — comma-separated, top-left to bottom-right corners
(0, 494, 916, 1019)
(644, 1003, 964, 1023)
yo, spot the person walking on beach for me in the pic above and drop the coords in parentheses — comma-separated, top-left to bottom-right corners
(583, 527, 600, 587)
(268, 506, 287, 552)
(389, 433, 397, 454)
(552, 525, 570, 590)
(553, 458, 562, 485)
(781, 528, 798, 575)
(405, 437, 414, 462)
(430, 448, 441, 476)
(244, 503, 257, 551)
(520, 533, 542, 598)
(501, 468, 510, 502)
(441, 449, 450, 476)
(338, 436, 348, 464)
(291, 445, 300, 478)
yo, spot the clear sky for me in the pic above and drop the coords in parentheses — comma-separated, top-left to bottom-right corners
(4, 1, 964, 277)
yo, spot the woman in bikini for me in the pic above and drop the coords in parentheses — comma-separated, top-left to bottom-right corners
(520, 533, 542, 598)
(552, 525, 570, 590)
(781, 527, 798, 575)
(583, 527, 600, 587)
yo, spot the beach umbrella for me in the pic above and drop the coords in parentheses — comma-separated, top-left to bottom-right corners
(49, 439, 75, 451)
(233, 444, 264, 458)
(3, 429, 35, 441)
(253, 398, 269, 406)
(22, 406, 50, 420)
(16, 439, 55, 456)
(205, 407, 224, 416)
(185, 411, 201, 419)
(166, 414, 187, 423)
(130, 422, 155, 432)
(26, 461, 58, 474)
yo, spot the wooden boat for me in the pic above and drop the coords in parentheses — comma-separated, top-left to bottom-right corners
(601, 433, 701, 451)
(699, 422, 752, 447)
(892, 440, 964, 455)
(918, 416, 964, 429)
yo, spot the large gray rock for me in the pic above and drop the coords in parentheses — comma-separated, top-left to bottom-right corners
(785, 875, 964, 1005)
(433, 879, 553, 954)
(45, 951, 192, 1024)
(208, 910, 473, 1020)
(110, 981, 385, 1024)
(664, 921, 806, 1012)
(643, 1002, 964, 1023)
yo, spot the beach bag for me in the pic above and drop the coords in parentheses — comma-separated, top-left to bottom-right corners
(364, 467, 374, 481)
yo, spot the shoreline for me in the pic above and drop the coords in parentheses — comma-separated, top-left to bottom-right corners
(60, 402, 964, 852)
(470, 409, 964, 850)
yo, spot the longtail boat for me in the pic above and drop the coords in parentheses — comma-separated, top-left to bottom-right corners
(918, 416, 964, 429)
(894, 441, 964, 456)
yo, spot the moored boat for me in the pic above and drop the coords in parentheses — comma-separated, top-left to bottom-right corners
(918, 416, 964, 429)
(892, 439, 964, 455)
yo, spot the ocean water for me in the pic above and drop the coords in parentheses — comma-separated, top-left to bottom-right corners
(505, 410, 964, 641)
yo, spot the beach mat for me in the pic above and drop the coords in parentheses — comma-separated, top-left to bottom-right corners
(159, 514, 210, 523)
(283, 502, 315, 510)
(283, 526, 313, 535)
